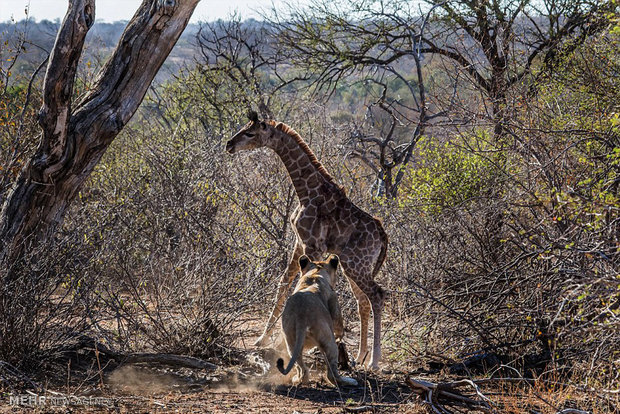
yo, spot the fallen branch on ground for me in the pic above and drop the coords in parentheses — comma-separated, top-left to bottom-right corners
(343, 406, 374, 413)
(406, 377, 495, 413)
(63, 336, 217, 371)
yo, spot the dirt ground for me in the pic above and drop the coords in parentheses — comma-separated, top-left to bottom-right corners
(1, 354, 422, 413)
(2, 349, 613, 413)
(0, 321, 424, 413)
(1, 320, 612, 413)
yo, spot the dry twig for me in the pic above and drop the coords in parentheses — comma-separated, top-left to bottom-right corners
(0, 361, 42, 392)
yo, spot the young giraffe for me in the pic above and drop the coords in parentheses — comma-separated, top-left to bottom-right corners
(226, 111, 388, 369)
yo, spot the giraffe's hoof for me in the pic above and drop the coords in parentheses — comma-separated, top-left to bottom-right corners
(354, 353, 380, 370)
(356, 361, 380, 370)
(355, 353, 369, 367)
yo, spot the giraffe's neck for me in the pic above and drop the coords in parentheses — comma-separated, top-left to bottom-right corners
(268, 129, 327, 205)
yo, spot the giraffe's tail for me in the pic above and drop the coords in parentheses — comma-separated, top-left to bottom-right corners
(371, 217, 389, 279)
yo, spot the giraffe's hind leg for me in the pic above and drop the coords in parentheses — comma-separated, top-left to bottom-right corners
(254, 241, 304, 347)
(368, 284, 385, 369)
(346, 278, 371, 365)
(340, 254, 384, 370)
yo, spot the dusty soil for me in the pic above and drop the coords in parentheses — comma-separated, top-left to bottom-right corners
(1, 319, 610, 413)
(1, 354, 421, 413)
(1, 347, 610, 413)
(0, 321, 422, 414)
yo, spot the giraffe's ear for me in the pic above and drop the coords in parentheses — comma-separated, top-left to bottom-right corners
(328, 255, 339, 270)
(299, 255, 310, 271)
(248, 110, 259, 123)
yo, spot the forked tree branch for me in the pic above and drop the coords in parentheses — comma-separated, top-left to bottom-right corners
(1, 0, 200, 264)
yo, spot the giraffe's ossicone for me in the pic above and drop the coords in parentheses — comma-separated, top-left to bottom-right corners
(226, 111, 388, 369)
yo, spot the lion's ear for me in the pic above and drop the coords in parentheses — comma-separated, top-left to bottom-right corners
(328, 255, 340, 270)
(299, 255, 311, 271)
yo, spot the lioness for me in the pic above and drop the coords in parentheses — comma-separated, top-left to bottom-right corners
(277, 254, 357, 387)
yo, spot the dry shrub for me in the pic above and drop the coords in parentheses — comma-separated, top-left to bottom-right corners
(374, 134, 618, 387)
(55, 108, 296, 358)
(0, 236, 99, 369)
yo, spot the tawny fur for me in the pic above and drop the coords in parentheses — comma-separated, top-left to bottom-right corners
(276, 255, 357, 387)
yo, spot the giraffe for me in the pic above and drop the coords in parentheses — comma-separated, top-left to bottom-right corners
(226, 111, 388, 369)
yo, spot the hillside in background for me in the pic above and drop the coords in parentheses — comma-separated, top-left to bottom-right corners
(1, 19, 203, 80)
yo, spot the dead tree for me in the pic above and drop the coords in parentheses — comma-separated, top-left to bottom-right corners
(0, 0, 199, 265)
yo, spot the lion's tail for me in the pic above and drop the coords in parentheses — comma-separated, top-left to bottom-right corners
(277, 326, 306, 375)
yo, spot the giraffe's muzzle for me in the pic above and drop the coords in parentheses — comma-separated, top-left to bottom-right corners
(225, 140, 235, 153)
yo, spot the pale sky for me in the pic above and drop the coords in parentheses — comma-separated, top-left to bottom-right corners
(0, 0, 287, 23)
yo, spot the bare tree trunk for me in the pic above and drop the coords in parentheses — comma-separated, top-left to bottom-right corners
(0, 0, 199, 264)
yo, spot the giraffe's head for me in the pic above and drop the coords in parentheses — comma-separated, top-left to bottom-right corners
(226, 111, 271, 154)
(299, 254, 340, 289)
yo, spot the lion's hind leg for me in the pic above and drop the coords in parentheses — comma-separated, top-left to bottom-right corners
(320, 332, 357, 387)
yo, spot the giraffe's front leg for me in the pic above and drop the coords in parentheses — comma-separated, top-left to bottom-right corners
(254, 241, 304, 347)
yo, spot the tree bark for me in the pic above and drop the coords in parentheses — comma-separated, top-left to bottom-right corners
(0, 0, 199, 264)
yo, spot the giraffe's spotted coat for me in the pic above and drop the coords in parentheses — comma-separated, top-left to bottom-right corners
(226, 113, 388, 369)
